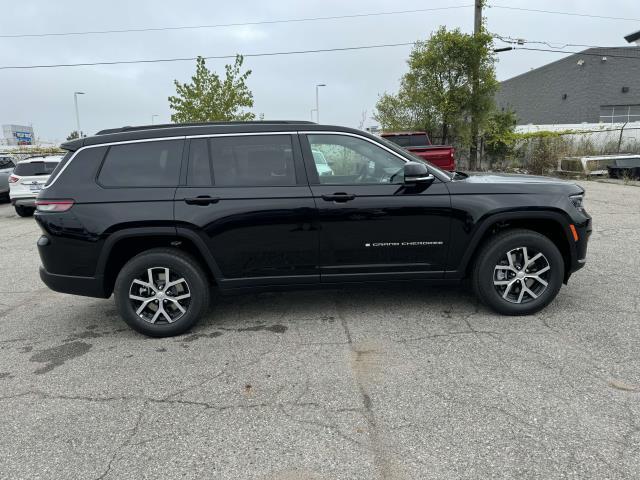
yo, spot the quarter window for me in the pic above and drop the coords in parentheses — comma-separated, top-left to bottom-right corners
(209, 135, 295, 186)
(98, 140, 183, 187)
(307, 134, 405, 185)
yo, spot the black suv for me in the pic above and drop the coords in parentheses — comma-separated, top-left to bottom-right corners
(35, 122, 592, 337)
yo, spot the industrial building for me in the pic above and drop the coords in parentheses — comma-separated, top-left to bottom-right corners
(495, 31, 640, 125)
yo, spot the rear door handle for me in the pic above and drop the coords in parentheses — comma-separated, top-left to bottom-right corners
(184, 196, 220, 206)
(321, 193, 356, 203)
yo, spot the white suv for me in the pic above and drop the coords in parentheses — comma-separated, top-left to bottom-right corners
(9, 155, 63, 217)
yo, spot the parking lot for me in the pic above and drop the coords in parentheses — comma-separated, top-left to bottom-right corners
(0, 180, 639, 479)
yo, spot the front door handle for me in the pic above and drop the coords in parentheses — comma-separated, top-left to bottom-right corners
(184, 196, 220, 206)
(321, 193, 356, 203)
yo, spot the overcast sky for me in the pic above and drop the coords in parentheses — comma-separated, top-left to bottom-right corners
(1, 0, 638, 143)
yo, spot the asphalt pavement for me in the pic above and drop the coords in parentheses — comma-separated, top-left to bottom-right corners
(0, 181, 639, 479)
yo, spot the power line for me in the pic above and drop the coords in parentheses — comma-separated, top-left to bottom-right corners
(493, 34, 605, 50)
(513, 46, 640, 60)
(490, 5, 640, 22)
(0, 5, 472, 39)
(0, 42, 416, 70)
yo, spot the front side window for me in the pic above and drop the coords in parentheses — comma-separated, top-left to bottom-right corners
(209, 135, 295, 187)
(98, 140, 183, 187)
(307, 134, 405, 185)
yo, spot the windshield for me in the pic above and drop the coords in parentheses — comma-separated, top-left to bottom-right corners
(375, 135, 452, 180)
(383, 134, 430, 147)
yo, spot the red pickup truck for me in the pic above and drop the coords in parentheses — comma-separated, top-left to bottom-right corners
(381, 132, 456, 171)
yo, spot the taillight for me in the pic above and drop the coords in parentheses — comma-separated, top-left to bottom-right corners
(35, 200, 75, 212)
(8, 175, 19, 183)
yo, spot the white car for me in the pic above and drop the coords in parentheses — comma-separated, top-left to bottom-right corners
(9, 155, 63, 217)
(311, 149, 334, 176)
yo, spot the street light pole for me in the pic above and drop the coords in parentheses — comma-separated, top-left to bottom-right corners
(315, 84, 326, 123)
(310, 109, 317, 121)
(74, 91, 85, 137)
(151, 114, 159, 125)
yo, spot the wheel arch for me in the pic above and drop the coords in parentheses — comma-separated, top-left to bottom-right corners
(454, 210, 576, 283)
(96, 227, 223, 296)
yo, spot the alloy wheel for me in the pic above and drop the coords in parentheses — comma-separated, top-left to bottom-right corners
(128, 267, 191, 323)
(493, 246, 551, 304)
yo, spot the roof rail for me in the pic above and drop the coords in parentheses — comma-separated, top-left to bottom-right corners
(96, 120, 316, 135)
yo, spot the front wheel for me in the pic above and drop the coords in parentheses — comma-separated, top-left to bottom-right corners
(15, 205, 35, 217)
(114, 248, 211, 337)
(472, 229, 564, 315)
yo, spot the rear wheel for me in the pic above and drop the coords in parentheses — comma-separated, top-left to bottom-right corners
(114, 248, 210, 337)
(15, 205, 35, 217)
(472, 229, 564, 315)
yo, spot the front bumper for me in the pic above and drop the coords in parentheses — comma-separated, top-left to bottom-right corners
(568, 215, 592, 277)
(39, 266, 109, 298)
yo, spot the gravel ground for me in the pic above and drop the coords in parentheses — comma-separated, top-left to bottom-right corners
(0, 181, 639, 479)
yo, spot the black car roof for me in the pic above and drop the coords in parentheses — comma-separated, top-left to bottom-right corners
(61, 121, 367, 151)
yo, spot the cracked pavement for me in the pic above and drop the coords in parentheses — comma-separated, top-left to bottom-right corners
(0, 181, 639, 479)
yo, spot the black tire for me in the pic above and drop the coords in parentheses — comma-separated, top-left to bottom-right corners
(472, 229, 564, 315)
(114, 248, 210, 337)
(15, 205, 35, 217)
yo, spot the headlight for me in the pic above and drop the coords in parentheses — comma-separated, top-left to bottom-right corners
(570, 194, 585, 212)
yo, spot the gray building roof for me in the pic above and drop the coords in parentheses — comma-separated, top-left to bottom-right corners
(495, 47, 640, 125)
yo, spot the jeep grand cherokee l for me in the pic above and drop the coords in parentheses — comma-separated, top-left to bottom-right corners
(35, 121, 591, 337)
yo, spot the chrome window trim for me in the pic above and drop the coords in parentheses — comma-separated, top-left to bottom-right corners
(44, 136, 185, 188)
(186, 131, 297, 139)
(45, 129, 450, 189)
(300, 130, 451, 182)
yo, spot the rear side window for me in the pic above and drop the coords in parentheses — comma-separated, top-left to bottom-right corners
(208, 135, 295, 187)
(98, 140, 183, 187)
(384, 134, 429, 148)
(14, 160, 59, 176)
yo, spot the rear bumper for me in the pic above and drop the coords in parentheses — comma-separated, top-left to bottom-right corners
(39, 266, 110, 299)
(10, 196, 36, 207)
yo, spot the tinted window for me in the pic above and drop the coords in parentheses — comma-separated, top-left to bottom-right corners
(187, 139, 213, 186)
(44, 151, 73, 186)
(14, 160, 60, 176)
(209, 135, 295, 186)
(0, 157, 15, 169)
(383, 134, 429, 147)
(98, 140, 183, 187)
(307, 134, 405, 185)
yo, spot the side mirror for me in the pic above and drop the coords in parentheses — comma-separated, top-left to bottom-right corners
(403, 161, 435, 184)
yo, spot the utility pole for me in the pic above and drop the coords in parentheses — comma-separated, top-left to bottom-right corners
(74, 91, 85, 138)
(469, 0, 483, 170)
(315, 84, 326, 123)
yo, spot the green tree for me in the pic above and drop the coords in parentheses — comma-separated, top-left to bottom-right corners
(484, 109, 517, 164)
(374, 27, 498, 157)
(66, 130, 80, 141)
(168, 55, 255, 123)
